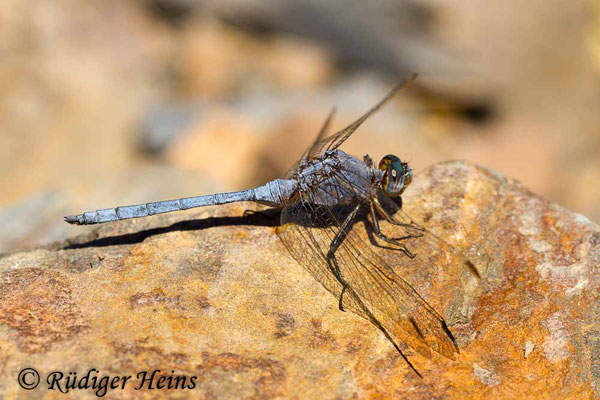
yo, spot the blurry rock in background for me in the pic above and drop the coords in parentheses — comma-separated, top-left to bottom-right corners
(1, 0, 599, 253)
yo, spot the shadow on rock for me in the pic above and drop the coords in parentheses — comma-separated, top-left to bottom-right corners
(62, 208, 281, 249)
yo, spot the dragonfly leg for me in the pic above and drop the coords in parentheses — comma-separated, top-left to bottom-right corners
(369, 203, 417, 259)
(373, 198, 425, 233)
(326, 203, 361, 312)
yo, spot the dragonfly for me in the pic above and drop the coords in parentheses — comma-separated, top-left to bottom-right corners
(65, 74, 459, 375)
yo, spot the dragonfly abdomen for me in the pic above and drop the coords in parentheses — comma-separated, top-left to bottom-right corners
(64, 179, 297, 225)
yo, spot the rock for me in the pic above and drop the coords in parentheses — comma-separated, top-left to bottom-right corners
(199, 0, 439, 77)
(1, 161, 599, 398)
(137, 102, 199, 155)
(174, 20, 334, 98)
(0, 0, 173, 208)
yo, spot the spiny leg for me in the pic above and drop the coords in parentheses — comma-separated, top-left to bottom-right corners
(372, 198, 425, 233)
(326, 203, 361, 312)
(369, 202, 417, 258)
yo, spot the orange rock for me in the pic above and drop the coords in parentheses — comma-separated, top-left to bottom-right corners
(0, 161, 599, 398)
(175, 20, 334, 98)
(165, 108, 268, 190)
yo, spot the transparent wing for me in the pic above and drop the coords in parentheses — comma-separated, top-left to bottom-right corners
(285, 74, 417, 179)
(277, 169, 458, 361)
(286, 107, 336, 179)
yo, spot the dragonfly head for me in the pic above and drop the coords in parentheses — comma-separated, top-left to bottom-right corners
(378, 155, 412, 196)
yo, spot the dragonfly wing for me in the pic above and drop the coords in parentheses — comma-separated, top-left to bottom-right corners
(285, 74, 416, 179)
(307, 74, 417, 160)
(285, 107, 337, 179)
(277, 169, 458, 360)
(314, 107, 337, 145)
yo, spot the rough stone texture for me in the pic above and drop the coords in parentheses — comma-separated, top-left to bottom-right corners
(1, 161, 599, 399)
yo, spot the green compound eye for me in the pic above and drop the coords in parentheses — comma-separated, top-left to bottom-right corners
(378, 154, 412, 196)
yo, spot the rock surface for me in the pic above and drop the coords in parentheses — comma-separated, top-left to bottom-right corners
(1, 161, 599, 399)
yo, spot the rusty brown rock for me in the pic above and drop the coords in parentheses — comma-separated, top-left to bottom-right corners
(0, 161, 599, 399)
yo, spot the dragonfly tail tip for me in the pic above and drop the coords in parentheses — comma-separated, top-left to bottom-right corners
(64, 214, 82, 225)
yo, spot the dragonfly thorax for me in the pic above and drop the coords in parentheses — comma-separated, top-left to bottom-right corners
(295, 150, 374, 206)
(296, 152, 341, 190)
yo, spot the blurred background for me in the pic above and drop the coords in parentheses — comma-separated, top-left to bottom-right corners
(1, 0, 599, 253)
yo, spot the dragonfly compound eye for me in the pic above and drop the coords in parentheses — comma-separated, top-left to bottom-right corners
(378, 154, 409, 196)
